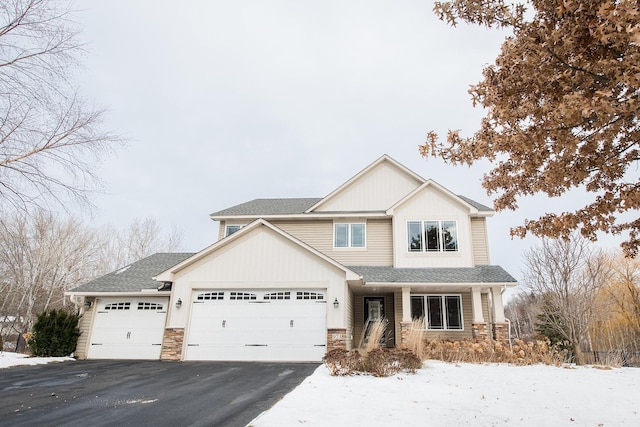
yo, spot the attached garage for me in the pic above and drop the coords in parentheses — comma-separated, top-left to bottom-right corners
(87, 297, 168, 360)
(185, 289, 327, 361)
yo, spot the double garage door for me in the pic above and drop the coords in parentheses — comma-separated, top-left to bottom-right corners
(185, 289, 327, 362)
(88, 297, 168, 360)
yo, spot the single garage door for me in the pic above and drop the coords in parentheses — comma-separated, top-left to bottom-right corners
(87, 297, 168, 360)
(185, 289, 326, 361)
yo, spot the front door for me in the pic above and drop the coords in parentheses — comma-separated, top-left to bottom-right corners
(363, 297, 386, 345)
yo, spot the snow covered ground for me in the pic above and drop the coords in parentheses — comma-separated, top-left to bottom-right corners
(251, 361, 640, 427)
(3, 353, 638, 426)
(0, 352, 74, 369)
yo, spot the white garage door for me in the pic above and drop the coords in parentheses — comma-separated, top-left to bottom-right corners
(87, 297, 168, 360)
(185, 290, 326, 361)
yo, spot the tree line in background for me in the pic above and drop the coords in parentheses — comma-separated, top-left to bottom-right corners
(506, 236, 640, 366)
(0, 212, 182, 351)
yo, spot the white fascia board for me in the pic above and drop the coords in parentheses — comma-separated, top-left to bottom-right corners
(64, 291, 172, 297)
(210, 212, 389, 221)
(361, 281, 517, 288)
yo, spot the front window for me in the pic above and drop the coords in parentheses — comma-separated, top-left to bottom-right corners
(410, 295, 463, 330)
(334, 223, 365, 248)
(407, 220, 458, 252)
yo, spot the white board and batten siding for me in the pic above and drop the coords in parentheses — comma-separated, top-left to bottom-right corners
(87, 297, 168, 360)
(314, 160, 422, 212)
(185, 289, 327, 361)
(392, 185, 475, 268)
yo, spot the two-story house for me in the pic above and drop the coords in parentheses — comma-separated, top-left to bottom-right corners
(68, 155, 517, 361)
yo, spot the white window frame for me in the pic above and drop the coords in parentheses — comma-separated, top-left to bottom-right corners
(406, 220, 458, 253)
(410, 294, 464, 330)
(333, 222, 366, 249)
(225, 224, 243, 237)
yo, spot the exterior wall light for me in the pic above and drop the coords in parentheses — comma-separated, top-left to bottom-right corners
(176, 298, 182, 308)
(84, 299, 92, 310)
(333, 298, 339, 308)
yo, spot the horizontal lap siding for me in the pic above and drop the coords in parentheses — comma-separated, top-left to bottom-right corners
(273, 219, 393, 266)
(391, 292, 475, 341)
(75, 306, 93, 359)
(471, 218, 490, 265)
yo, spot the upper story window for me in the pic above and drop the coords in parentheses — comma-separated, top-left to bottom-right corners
(407, 220, 458, 252)
(225, 225, 243, 237)
(334, 223, 365, 248)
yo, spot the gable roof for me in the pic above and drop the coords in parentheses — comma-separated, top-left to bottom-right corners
(349, 265, 517, 285)
(305, 154, 425, 213)
(386, 179, 494, 216)
(154, 219, 361, 282)
(209, 155, 493, 219)
(68, 253, 195, 293)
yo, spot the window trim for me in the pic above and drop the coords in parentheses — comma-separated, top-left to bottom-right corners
(333, 222, 366, 249)
(410, 294, 464, 331)
(406, 220, 458, 253)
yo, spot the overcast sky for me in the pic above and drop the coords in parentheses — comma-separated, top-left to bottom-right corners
(73, 1, 624, 293)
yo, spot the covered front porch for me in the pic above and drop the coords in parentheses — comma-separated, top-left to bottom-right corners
(345, 266, 517, 350)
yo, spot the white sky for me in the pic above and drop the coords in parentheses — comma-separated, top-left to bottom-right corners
(72, 1, 626, 293)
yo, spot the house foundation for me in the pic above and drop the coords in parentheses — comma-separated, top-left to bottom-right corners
(161, 328, 185, 361)
(327, 328, 347, 352)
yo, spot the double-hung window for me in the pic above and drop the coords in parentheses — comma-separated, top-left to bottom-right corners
(407, 220, 458, 252)
(334, 223, 365, 248)
(410, 295, 463, 330)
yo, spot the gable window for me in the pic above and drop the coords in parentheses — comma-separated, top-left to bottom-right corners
(410, 295, 463, 330)
(407, 220, 458, 252)
(225, 225, 243, 236)
(334, 223, 365, 248)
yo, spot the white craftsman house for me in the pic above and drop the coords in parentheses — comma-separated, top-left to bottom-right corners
(67, 155, 517, 361)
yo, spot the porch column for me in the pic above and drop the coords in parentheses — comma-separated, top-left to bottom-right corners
(401, 287, 412, 322)
(471, 288, 488, 341)
(491, 286, 509, 341)
(491, 287, 505, 323)
(471, 288, 484, 323)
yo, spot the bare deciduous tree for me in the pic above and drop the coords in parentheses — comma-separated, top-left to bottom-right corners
(0, 0, 120, 212)
(522, 235, 611, 365)
(97, 217, 183, 272)
(0, 211, 102, 342)
(0, 213, 183, 350)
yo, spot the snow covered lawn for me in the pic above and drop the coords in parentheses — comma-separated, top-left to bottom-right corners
(0, 352, 74, 369)
(251, 361, 640, 427)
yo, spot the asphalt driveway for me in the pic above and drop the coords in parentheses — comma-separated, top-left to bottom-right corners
(0, 360, 319, 427)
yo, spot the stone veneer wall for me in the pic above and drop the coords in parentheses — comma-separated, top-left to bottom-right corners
(471, 323, 489, 341)
(492, 322, 509, 341)
(161, 328, 184, 361)
(327, 328, 347, 352)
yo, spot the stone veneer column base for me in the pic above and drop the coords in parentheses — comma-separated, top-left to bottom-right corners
(492, 323, 509, 341)
(399, 321, 414, 346)
(327, 328, 347, 352)
(471, 323, 489, 341)
(161, 328, 184, 361)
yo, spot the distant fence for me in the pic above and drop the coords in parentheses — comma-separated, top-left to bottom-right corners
(582, 350, 640, 367)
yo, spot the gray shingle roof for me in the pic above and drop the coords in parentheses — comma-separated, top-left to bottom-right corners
(456, 195, 493, 212)
(70, 253, 195, 293)
(211, 198, 323, 216)
(211, 194, 492, 217)
(348, 265, 517, 284)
